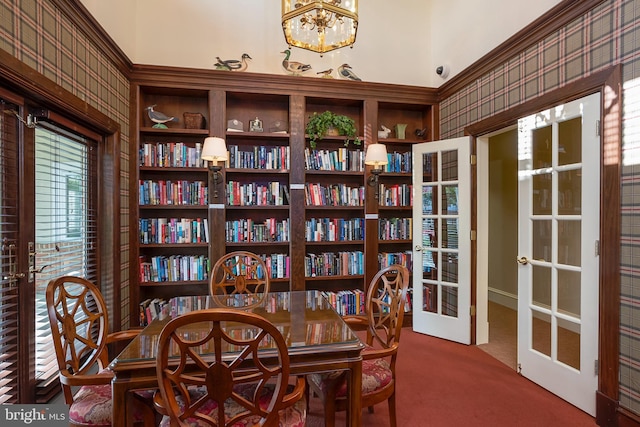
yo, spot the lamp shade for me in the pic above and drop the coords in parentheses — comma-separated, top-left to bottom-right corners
(365, 143, 389, 167)
(282, 0, 358, 54)
(201, 137, 228, 162)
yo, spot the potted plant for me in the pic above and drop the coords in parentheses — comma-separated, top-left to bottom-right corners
(305, 111, 361, 148)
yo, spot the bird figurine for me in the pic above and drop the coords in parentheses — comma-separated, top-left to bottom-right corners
(338, 63, 362, 81)
(145, 105, 178, 129)
(316, 68, 334, 79)
(215, 53, 252, 72)
(281, 49, 312, 76)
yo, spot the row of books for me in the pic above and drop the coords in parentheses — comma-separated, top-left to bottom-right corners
(379, 251, 413, 270)
(139, 254, 209, 283)
(304, 147, 364, 172)
(378, 183, 413, 207)
(379, 217, 412, 240)
(305, 217, 364, 242)
(383, 151, 412, 173)
(263, 253, 290, 279)
(225, 218, 290, 243)
(139, 142, 209, 168)
(321, 289, 366, 315)
(227, 144, 290, 170)
(139, 179, 207, 206)
(305, 251, 364, 277)
(304, 183, 365, 207)
(139, 297, 168, 326)
(139, 217, 209, 244)
(226, 181, 289, 206)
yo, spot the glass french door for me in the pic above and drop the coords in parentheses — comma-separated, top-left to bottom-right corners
(0, 99, 22, 403)
(517, 93, 600, 416)
(0, 90, 99, 403)
(412, 137, 471, 344)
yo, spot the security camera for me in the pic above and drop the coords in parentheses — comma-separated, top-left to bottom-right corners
(436, 65, 449, 79)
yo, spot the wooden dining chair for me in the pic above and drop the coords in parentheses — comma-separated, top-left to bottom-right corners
(154, 308, 306, 427)
(307, 264, 410, 427)
(209, 251, 270, 308)
(46, 276, 156, 427)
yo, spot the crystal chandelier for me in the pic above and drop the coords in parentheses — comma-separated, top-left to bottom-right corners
(282, 0, 358, 54)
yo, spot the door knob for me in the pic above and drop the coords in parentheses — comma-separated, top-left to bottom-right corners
(415, 245, 423, 252)
(516, 256, 529, 265)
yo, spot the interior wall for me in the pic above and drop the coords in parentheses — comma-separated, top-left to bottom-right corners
(488, 130, 518, 308)
(79, 0, 561, 88)
(0, 1, 134, 329)
(438, 0, 640, 416)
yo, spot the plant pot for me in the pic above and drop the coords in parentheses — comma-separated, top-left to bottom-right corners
(326, 126, 341, 136)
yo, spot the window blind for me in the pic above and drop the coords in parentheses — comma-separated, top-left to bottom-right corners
(34, 122, 98, 400)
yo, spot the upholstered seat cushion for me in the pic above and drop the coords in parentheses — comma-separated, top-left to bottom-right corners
(308, 349, 393, 398)
(158, 384, 306, 427)
(68, 382, 153, 426)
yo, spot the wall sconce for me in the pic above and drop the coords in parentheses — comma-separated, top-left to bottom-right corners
(365, 143, 388, 200)
(201, 136, 228, 201)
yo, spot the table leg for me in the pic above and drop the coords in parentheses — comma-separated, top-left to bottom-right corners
(347, 358, 362, 427)
(112, 378, 132, 427)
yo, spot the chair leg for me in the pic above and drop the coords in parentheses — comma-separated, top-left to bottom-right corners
(388, 392, 397, 427)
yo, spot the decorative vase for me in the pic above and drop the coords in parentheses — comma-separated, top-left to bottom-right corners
(395, 123, 408, 139)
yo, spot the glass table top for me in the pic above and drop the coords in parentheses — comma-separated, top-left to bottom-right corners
(113, 290, 362, 364)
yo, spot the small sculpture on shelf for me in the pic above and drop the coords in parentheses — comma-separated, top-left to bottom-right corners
(214, 53, 252, 71)
(249, 117, 263, 132)
(338, 63, 361, 81)
(415, 127, 427, 138)
(145, 105, 178, 129)
(281, 49, 312, 76)
(316, 68, 334, 79)
(378, 125, 392, 139)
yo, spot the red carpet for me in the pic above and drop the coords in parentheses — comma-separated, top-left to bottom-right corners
(306, 330, 596, 426)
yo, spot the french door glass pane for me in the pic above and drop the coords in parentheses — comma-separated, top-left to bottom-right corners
(420, 149, 461, 318)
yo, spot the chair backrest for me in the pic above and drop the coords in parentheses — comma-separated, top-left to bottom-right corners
(365, 264, 410, 350)
(156, 308, 290, 427)
(209, 251, 270, 307)
(46, 276, 110, 403)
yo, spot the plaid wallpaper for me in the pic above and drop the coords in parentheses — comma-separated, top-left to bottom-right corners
(3, 0, 640, 415)
(440, 0, 640, 414)
(0, 0, 132, 329)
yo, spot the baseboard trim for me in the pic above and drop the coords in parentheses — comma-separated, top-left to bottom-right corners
(596, 390, 640, 426)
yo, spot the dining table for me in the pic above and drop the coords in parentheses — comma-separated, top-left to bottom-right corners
(109, 290, 365, 426)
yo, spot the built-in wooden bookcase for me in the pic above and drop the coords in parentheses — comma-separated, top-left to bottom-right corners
(223, 92, 292, 293)
(134, 88, 211, 312)
(374, 102, 432, 313)
(129, 68, 437, 326)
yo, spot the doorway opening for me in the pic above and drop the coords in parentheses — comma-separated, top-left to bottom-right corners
(476, 128, 519, 370)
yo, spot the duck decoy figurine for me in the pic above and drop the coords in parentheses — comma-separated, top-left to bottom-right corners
(215, 53, 252, 72)
(338, 63, 362, 81)
(281, 49, 312, 76)
(145, 105, 178, 129)
(317, 68, 334, 79)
